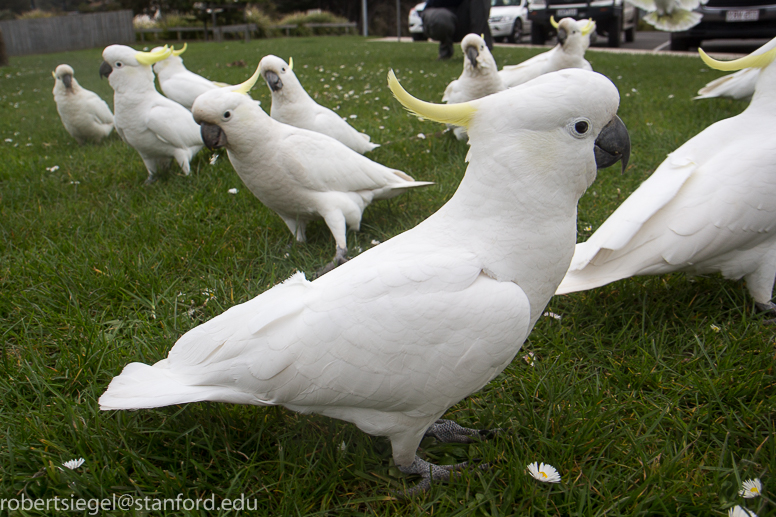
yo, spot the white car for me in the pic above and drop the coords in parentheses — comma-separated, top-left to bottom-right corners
(489, 0, 530, 43)
(409, 0, 529, 43)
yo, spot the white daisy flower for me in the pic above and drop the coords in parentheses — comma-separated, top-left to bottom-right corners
(739, 478, 762, 499)
(46, 165, 59, 172)
(527, 462, 561, 483)
(62, 458, 85, 470)
(729, 505, 757, 517)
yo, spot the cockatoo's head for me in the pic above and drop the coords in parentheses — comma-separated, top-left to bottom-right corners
(460, 33, 494, 71)
(99, 45, 172, 90)
(258, 55, 299, 96)
(192, 63, 263, 149)
(389, 68, 630, 178)
(151, 43, 187, 75)
(53, 64, 75, 90)
(552, 17, 595, 51)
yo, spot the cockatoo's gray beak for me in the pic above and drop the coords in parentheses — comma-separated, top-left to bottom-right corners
(264, 70, 283, 92)
(99, 61, 112, 79)
(594, 115, 630, 173)
(466, 46, 479, 68)
(201, 122, 228, 149)
(62, 73, 73, 89)
(557, 28, 567, 45)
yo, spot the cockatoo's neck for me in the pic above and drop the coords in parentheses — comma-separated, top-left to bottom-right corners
(275, 75, 312, 105)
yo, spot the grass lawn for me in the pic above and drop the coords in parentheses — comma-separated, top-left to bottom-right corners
(1, 36, 773, 515)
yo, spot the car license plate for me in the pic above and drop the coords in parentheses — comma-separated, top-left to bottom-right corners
(725, 9, 759, 21)
(557, 8, 578, 16)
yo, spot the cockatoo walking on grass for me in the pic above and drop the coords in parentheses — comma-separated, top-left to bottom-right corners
(629, 0, 707, 32)
(100, 45, 204, 184)
(499, 17, 594, 88)
(99, 67, 629, 495)
(557, 38, 776, 315)
(696, 66, 758, 101)
(443, 33, 507, 141)
(52, 64, 114, 145)
(153, 43, 231, 110)
(191, 65, 432, 274)
(258, 55, 379, 154)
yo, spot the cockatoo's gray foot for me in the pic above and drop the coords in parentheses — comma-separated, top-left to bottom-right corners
(424, 419, 502, 443)
(143, 174, 156, 186)
(394, 455, 490, 498)
(313, 246, 349, 278)
(754, 301, 776, 323)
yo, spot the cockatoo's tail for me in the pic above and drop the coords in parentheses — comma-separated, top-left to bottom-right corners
(388, 69, 476, 128)
(699, 46, 776, 71)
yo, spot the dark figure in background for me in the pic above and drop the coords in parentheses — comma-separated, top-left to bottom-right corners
(421, 0, 494, 60)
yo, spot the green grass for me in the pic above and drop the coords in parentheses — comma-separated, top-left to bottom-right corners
(1, 36, 773, 516)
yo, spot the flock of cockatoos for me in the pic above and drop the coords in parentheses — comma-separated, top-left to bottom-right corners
(47, 30, 776, 494)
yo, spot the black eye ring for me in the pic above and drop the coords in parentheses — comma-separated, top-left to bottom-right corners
(575, 120, 589, 134)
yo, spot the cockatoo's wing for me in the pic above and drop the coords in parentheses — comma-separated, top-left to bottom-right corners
(695, 67, 759, 100)
(557, 114, 776, 294)
(627, 0, 657, 10)
(146, 103, 203, 148)
(442, 79, 461, 103)
(83, 91, 114, 125)
(642, 9, 703, 31)
(499, 50, 551, 87)
(310, 108, 374, 144)
(100, 242, 532, 422)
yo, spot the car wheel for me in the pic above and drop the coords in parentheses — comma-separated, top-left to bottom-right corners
(607, 16, 621, 47)
(412, 33, 427, 41)
(669, 35, 700, 51)
(507, 19, 523, 43)
(624, 26, 634, 42)
(530, 23, 546, 45)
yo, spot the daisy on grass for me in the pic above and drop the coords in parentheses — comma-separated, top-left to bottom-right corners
(729, 505, 757, 517)
(527, 462, 561, 483)
(62, 458, 85, 470)
(739, 478, 762, 498)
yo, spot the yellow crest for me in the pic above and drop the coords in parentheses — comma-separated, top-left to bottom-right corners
(581, 19, 595, 36)
(699, 47, 776, 71)
(388, 70, 476, 128)
(233, 63, 262, 95)
(172, 42, 187, 57)
(550, 15, 559, 29)
(289, 57, 294, 71)
(136, 45, 172, 66)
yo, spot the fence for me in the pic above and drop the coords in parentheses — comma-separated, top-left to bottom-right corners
(0, 10, 134, 57)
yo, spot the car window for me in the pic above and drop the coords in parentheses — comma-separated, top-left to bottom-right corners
(492, 0, 521, 6)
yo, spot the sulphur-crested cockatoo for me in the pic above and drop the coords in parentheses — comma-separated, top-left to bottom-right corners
(152, 43, 231, 110)
(558, 39, 776, 315)
(191, 65, 432, 274)
(99, 67, 629, 495)
(258, 55, 379, 154)
(52, 64, 114, 145)
(499, 17, 594, 88)
(695, 66, 758, 101)
(442, 33, 507, 141)
(629, 0, 707, 32)
(100, 45, 204, 184)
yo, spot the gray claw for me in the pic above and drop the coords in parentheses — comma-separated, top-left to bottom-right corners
(393, 456, 490, 498)
(312, 246, 349, 279)
(424, 419, 502, 444)
(755, 301, 776, 324)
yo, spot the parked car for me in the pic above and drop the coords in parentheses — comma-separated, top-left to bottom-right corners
(670, 0, 776, 50)
(527, 0, 638, 47)
(489, 0, 531, 42)
(408, 0, 530, 43)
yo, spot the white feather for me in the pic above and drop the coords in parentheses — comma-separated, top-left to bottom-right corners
(102, 45, 204, 183)
(52, 64, 114, 145)
(631, 0, 707, 31)
(696, 67, 759, 101)
(101, 69, 623, 469)
(259, 55, 379, 154)
(557, 43, 776, 306)
(153, 51, 230, 110)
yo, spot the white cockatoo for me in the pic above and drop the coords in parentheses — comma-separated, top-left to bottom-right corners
(191, 65, 432, 273)
(100, 45, 204, 184)
(258, 55, 379, 154)
(629, 0, 707, 32)
(442, 33, 507, 141)
(52, 64, 114, 145)
(499, 17, 595, 89)
(100, 67, 629, 495)
(557, 39, 776, 315)
(695, 66, 758, 101)
(152, 43, 231, 110)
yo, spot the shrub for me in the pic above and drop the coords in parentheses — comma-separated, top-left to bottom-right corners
(17, 9, 56, 19)
(245, 5, 278, 38)
(277, 10, 352, 36)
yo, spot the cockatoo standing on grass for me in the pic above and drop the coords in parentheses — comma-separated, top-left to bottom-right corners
(499, 17, 595, 88)
(191, 65, 433, 274)
(695, 66, 758, 101)
(100, 45, 204, 184)
(153, 43, 232, 110)
(557, 38, 776, 316)
(629, 0, 707, 32)
(99, 67, 629, 495)
(442, 33, 507, 141)
(258, 55, 379, 154)
(52, 64, 114, 145)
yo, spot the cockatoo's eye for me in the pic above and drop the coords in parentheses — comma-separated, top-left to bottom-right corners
(570, 118, 590, 137)
(222, 110, 232, 120)
(281, 67, 286, 73)
(115, 62, 123, 68)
